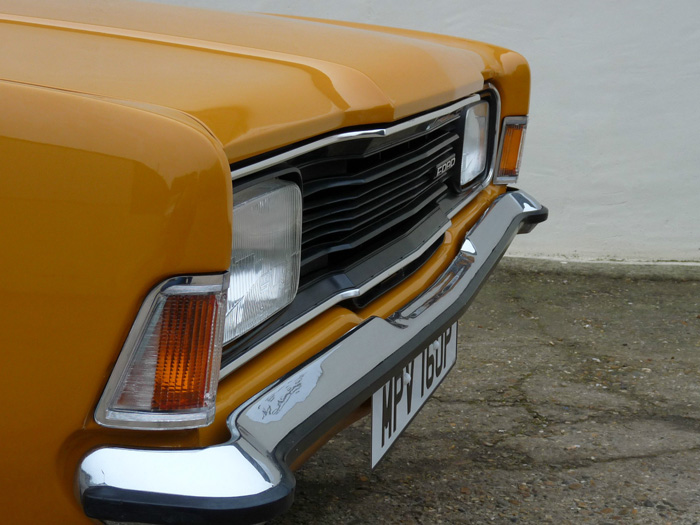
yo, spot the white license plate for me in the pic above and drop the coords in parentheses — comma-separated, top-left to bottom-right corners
(371, 322, 457, 467)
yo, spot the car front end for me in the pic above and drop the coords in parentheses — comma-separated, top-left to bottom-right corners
(0, 2, 546, 523)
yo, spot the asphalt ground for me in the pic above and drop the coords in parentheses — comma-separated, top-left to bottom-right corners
(272, 257, 700, 524)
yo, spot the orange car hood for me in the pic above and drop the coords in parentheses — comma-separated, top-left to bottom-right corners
(0, 0, 485, 162)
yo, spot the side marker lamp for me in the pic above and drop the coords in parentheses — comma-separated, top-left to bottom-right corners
(494, 116, 528, 184)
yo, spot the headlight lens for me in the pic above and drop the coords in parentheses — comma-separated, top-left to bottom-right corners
(224, 179, 302, 343)
(460, 101, 490, 187)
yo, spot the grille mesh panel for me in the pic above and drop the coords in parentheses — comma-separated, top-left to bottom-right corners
(298, 126, 461, 275)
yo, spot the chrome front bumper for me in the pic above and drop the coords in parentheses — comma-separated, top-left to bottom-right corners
(79, 190, 547, 525)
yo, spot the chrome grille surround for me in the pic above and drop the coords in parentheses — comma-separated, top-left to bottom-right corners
(221, 87, 501, 378)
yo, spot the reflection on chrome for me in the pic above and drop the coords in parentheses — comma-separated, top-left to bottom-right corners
(461, 238, 477, 255)
(247, 355, 327, 424)
(80, 446, 276, 498)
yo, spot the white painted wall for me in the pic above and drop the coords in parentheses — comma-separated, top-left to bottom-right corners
(156, 0, 700, 262)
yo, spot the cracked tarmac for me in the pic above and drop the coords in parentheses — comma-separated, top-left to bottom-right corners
(272, 258, 700, 524)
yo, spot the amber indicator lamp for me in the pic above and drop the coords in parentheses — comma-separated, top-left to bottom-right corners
(495, 116, 528, 184)
(151, 294, 220, 411)
(97, 274, 228, 430)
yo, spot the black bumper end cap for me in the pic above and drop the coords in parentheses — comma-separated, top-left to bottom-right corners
(82, 481, 294, 525)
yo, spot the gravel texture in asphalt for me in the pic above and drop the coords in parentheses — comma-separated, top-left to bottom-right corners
(272, 258, 700, 524)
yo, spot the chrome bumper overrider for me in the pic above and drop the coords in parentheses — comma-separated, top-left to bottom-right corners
(78, 190, 547, 525)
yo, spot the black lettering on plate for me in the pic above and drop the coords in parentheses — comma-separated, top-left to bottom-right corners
(393, 373, 403, 432)
(443, 331, 448, 372)
(425, 342, 435, 390)
(435, 154, 456, 177)
(381, 381, 393, 447)
(444, 325, 452, 347)
(421, 349, 425, 396)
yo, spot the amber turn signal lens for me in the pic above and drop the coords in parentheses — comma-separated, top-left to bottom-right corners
(152, 294, 221, 411)
(495, 116, 528, 184)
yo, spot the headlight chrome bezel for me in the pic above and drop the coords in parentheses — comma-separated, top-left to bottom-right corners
(458, 100, 490, 188)
(451, 90, 501, 193)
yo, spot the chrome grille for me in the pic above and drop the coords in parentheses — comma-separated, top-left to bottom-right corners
(291, 116, 464, 278)
(222, 91, 499, 376)
(301, 129, 459, 264)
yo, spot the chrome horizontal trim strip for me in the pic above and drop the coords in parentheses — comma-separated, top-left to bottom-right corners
(230, 94, 481, 181)
(79, 190, 547, 525)
(219, 220, 451, 378)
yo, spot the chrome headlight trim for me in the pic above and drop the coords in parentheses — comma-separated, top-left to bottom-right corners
(458, 100, 490, 187)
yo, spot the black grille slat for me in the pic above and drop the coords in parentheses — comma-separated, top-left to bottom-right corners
(303, 157, 445, 227)
(302, 174, 443, 239)
(303, 146, 452, 215)
(295, 119, 465, 274)
(301, 184, 448, 266)
(301, 130, 460, 250)
(302, 179, 446, 246)
(302, 131, 460, 197)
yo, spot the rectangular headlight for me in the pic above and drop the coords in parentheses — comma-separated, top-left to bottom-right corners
(460, 101, 490, 187)
(225, 179, 302, 343)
